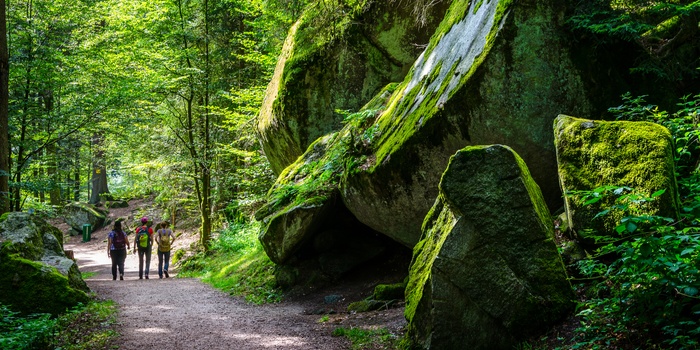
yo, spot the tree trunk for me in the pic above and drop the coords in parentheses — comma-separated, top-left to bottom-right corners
(0, 0, 9, 214)
(89, 133, 109, 204)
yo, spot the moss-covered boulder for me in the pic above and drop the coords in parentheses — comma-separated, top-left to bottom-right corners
(554, 115, 680, 244)
(257, 1, 450, 174)
(0, 212, 90, 315)
(341, 0, 600, 248)
(62, 202, 107, 235)
(256, 132, 345, 264)
(405, 145, 573, 350)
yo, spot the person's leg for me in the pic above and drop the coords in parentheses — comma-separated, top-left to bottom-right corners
(138, 248, 145, 279)
(164, 251, 171, 278)
(110, 252, 118, 280)
(157, 251, 164, 278)
(144, 249, 151, 278)
(116, 249, 126, 279)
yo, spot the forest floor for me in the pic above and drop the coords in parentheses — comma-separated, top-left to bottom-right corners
(60, 199, 407, 350)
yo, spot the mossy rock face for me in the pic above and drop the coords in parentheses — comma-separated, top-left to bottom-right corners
(342, 0, 600, 248)
(554, 115, 680, 245)
(257, 1, 450, 174)
(404, 145, 573, 350)
(62, 202, 107, 235)
(373, 282, 405, 301)
(257, 133, 345, 264)
(0, 212, 90, 315)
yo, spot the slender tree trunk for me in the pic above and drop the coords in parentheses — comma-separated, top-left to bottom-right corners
(200, 0, 212, 249)
(89, 133, 109, 204)
(0, 0, 9, 214)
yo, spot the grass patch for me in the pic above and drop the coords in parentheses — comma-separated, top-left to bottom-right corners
(53, 300, 119, 350)
(0, 300, 119, 350)
(81, 271, 97, 279)
(332, 327, 399, 350)
(179, 221, 282, 304)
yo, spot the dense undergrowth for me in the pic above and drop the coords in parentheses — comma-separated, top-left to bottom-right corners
(524, 93, 700, 349)
(0, 300, 118, 350)
(178, 221, 282, 304)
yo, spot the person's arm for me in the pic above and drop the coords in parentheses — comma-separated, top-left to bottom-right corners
(149, 228, 155, 245)
(125, 232, 130, 250)
(107, 235, 112, 258)
(155, 230, 161, 246)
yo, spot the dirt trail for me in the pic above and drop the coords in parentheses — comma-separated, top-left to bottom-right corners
(62, 201, 405, 349)
(62, 205, 346, 349)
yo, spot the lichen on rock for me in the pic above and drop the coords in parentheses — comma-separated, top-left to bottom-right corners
(405, 145, 573, 350)
(0, 212, 90, 315)
(554, 115, 680, 244)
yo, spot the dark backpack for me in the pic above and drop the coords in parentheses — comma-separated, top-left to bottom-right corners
(112, 231, 126, 250)
(137, 226, 150, 248)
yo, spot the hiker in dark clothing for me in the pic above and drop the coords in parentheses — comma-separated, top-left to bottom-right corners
(107, 221, 130, 281)
(133, 217, 154, 279)
(155, 221, 176, 279)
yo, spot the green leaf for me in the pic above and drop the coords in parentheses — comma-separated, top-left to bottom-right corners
(681, 248, 695, 256)
(651, 189, 666, 197)
(683, 287, 699, 296)
(584, 197, 602, 206)
(626, 221, 637, 233)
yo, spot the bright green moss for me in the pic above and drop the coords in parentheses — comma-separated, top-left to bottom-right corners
(0, 253, 90, 316)
(555, 115, 679, 240)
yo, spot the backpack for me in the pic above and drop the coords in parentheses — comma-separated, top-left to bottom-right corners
(112, 231, 126, 250)
(158, 229, 172, 252)
(137, 226, 150, 248)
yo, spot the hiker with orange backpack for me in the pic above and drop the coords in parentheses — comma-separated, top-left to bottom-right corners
(107, 221, 130, 281)
(133, 217, 154, 279)
(155, 221, 176, 279)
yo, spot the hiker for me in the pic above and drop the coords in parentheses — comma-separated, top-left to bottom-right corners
(107, 221, 130, 281)
(133, 217, 154, 279)
(155, 221, 176, 279)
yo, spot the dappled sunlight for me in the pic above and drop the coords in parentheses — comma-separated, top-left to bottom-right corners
(134, 327, 171, 334)
(225, 333, 307, 348)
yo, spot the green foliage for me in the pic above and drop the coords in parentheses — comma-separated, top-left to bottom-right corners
(179, 221, 282, 304)
(0, 304, 55, 350)
(51, 301, 119, 350)
(568, 0, 700, 81)
(570, 188, 700, 348)
(0, 301, 118, 350)
(562, 94, 700, 349)
(332, 327, 399, 350)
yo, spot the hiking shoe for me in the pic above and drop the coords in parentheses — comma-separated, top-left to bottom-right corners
(159, 275, 163, 279)
(164, 271, 169, 278)
(145, 275, 149, 280)
(120, 275, 124, 280)
(113, 276, 116, 281)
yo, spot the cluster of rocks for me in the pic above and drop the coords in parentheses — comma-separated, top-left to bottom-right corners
(255, 0, 680, 348)
(0, 212, 90, 315)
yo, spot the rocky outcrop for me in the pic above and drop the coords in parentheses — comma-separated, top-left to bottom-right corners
(62, 202, 107, 235)
(257, 1, 450, 174)
(341, 0, 598, 248)
(554, 115, 680, 244)
(0, 213, 90, 315)
(404, 145, 573, 349)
